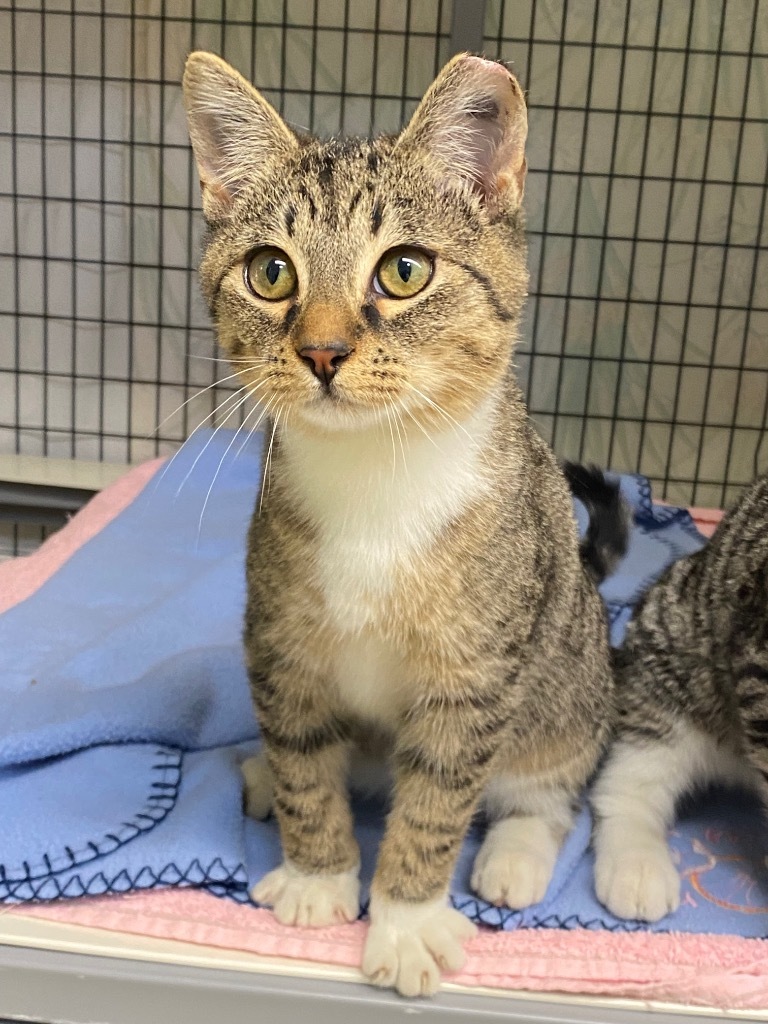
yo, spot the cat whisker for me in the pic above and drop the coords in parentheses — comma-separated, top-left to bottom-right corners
(187, 352, 268, 362)
(266, 407, 283, 500)
(285, 118, 311, 133)
(389, 401, 410, 479)
(187, 353, 238, 363)
(196, 395, 269, 546)
(383, 401, 399, 482)
(232, 392, 282, 464)
(403, 381, 493, 470)
(147, 368, 249, 441)
(147, 371, 276, 498)
(160, 372, 274, 478)
(145, 382, 255, 504)
(259, 405, 283, 515)
(400, 402, 446, 455)
(174, 388, 254, 499)
(403, 382, 473, 440)
(187, 354, 275, 369)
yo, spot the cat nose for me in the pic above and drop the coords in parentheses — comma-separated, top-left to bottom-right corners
(297, 343, 353, 386)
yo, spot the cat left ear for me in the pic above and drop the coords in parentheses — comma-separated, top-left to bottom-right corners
(183, 52, 298, 221)
(396, 54, 527, 212)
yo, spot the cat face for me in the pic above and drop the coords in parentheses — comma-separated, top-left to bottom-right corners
(183, 53, 529, 433)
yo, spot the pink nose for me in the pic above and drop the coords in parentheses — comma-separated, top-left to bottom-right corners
(297, 344, 352, 386)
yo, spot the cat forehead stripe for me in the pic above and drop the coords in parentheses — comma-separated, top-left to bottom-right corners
(371, 200, 384, 235)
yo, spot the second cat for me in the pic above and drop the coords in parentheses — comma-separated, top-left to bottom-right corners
(591, 472, 768, 922)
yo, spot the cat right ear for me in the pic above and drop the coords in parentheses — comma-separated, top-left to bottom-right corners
(182, 52, 298, 221)
(396, 54, 528, 213)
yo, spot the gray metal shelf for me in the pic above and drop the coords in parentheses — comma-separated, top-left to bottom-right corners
(0, 942, 740, 1024)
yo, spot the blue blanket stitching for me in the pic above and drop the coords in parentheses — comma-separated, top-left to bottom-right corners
(0, 856, 250, 903)
(0, 746, 182, 882)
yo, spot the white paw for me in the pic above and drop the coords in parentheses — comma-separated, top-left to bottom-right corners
(471, 845, 553, 909)
(362, 896, 476, 998)
(471, 815, 560, 910)
(241, 752, 273, 820)
(251, 862, 360, 927)
(595, 844, 680, 922)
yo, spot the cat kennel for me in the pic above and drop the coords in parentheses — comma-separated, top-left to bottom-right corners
(1, 0, 767, 1020)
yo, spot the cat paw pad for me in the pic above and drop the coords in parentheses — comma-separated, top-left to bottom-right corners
(251, 862, 360, 927)
(363, 899, 476, 997)
(595, 846, 680, 922)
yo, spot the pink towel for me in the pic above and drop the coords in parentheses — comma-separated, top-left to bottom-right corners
(0, 459, 164, 615)
(18, 889, 768, 1008)
(3, 466, 761, 1010)
(687, 508, 723, 538)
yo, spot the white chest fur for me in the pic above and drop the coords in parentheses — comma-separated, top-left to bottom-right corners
(280, 402, 494, 634)
(332, 630, 407, 728)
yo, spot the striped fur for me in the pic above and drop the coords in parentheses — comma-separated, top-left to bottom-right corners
(184, 52, 615, 996)
(592, 473, 768, 922)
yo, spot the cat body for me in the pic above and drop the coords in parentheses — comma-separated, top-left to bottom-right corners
(183, 52, 616, 996)
(592, 472, 768, 922)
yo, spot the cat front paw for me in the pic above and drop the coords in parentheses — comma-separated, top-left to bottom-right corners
(470, 816, 559, 909)
(471, 846, 552, 909)
(362, 896, 476, 997)
(595, 844, 680, 922)
(251, 862, 360, 927)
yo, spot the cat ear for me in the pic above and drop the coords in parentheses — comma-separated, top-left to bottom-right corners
(396, 54, 528, 211)
(182, 52, 298, 220)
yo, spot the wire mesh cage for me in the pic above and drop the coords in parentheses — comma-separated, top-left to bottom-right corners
(1, 0, 767, 559)
(485, 0, 768, 511)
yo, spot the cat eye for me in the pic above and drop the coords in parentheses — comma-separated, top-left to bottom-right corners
(375, 247, 433, 299)
(244, 247, 297, 301)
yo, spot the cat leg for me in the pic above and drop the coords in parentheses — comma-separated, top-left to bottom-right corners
(591, 736, 683, 922)
(363, 792, 480, 997)
(245, 736, 390, 816)
(592, 722, 749, 922)
(241, 749, 273, 820)
(472, 776, 575, 909)
(249, 665, 360, 928)
(251, 737, 360, 927)
(362, 682, 512, 996)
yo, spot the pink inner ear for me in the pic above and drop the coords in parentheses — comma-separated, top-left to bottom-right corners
(464, 55, 514, 80)
(468, 118, 507, 198)
(460, 63, 526, 201)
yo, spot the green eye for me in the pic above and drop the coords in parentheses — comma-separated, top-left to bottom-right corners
(375, 247, 433, 299)
(244, 247, 297, 301)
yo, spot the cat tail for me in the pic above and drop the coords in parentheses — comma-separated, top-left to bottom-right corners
(563, 462, 630, 584)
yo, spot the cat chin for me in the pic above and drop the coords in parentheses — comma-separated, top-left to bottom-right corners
(292, 399, 393, 433)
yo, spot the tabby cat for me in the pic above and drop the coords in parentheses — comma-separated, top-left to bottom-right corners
(592, 472, 768, 922)
(183, 51, 618, 996)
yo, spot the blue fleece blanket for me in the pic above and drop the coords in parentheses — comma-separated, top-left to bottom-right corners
(2, 429, 764, 937)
